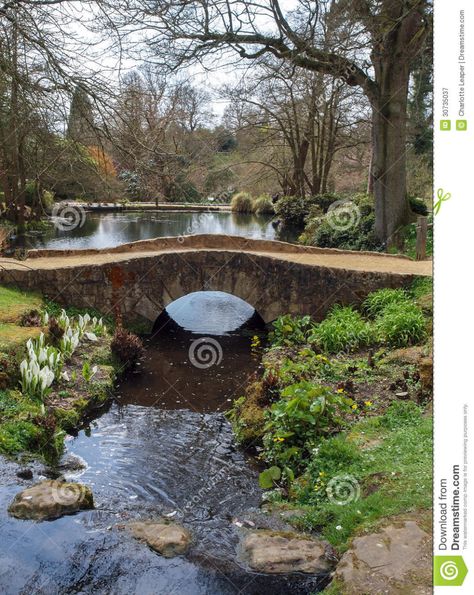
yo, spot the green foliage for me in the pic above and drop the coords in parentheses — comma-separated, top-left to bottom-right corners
(261, 382, 353, 477)
(226, 382, 268, 445)
(410, 276, 433, 300)
(309, 306, 374, 353)
(363, 288, 410, 317)
(381, 400, 423, 429)
(259, 465, 282, 489)
(375, 301, 426, 348)
(289, 414, 432, 549)
(269, 315, 313, 347)
(312, 193, 340, 213)
(24, 182, 55, 209)
(409, 196, 429, 216)
(301, 210, 382, 251)
(398, 218, 433, 259)
(274, 195, 320, 227)
(230, 191, 254, 212)
(44, 299, 114, 331)
(253, 195, 275, 215)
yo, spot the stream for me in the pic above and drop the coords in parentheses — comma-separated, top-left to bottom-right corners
(0, 292, 324, 594)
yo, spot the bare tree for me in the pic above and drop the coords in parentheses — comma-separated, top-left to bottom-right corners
(104, 0, 431, 244)
(225, 60, 368, 198)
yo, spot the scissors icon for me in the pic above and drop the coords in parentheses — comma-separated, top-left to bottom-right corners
(433, 188, 451, 215)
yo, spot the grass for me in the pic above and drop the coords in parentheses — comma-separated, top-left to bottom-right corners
(0, 286, 44, 351)
(286, 404, 432, 551)
(0, 323, 43, 350)
(230, 191, 254, 213)
(0, 286, 42, 324)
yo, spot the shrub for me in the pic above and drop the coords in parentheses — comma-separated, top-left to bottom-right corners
(253, 195, 275, 215)
(375, 301, 426, 348)
(231, 191, 254, 213)
(20, 309, 42, 327)
(301, 210, 382, 251)
(363, 288, 410, 317)
(111, 328, 144, 368)
(312, 193, 340, 213)
(274, 195, 318, 228)
(309, 306, 374, 353)
(261, 382, 353, 479)
(409, 196, 429, 216)
(269, 315, 313, 347)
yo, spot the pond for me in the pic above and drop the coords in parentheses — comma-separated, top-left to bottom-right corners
(0, 292, 325, 594)
(18, 210, 299, 250)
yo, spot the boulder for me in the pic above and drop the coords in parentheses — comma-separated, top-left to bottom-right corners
(8, 479, 93, 520)
(128, 520, 191, 557)
(241, 530, 333, 574)
(333, 519, 432, 594)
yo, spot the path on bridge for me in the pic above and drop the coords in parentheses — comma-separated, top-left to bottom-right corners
(0, 235, 432, 276)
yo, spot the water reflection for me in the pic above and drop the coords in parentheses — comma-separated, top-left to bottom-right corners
(19, 210, 298, 250)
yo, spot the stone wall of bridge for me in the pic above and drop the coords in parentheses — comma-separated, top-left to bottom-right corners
(0, 250, 417, 332)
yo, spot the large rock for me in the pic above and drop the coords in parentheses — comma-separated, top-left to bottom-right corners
(128, 520, 191, 557)
(241, 530, 333, 574)
(8, 479, 94, 520)
(333, 519, 432, 594)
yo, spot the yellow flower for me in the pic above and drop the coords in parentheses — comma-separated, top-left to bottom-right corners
(364, 400, 373, 407)
(351, 404, 358, 410)
(273, 437, 285, 442)
(337, 388, 345, 394)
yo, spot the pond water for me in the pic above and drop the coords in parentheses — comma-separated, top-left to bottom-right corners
(0, 292, 325, 594)
(18, 210, 298, 250)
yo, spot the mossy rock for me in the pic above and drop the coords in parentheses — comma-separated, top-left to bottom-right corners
(8, 479, 94, 520)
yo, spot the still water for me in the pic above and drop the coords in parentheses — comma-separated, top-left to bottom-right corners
(0, 293, 325, 594)
(20, 210, 298, 250)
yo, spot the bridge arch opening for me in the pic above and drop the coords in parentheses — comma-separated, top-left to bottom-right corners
(152, 291, 266, 336)
(118, 291, 266, 412)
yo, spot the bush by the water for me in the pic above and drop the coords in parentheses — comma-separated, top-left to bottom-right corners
(111, 328, 144, 368)
(309, 305, 374, 353)
(253, 195, 275, 215)
(230, 191, 254, 213)
(408, 196, 429, 216)
(261, 381, 353, 478)
(274, 195, 319, 228)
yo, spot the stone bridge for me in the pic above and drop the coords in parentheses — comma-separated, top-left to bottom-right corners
(0, 235, 431, 332)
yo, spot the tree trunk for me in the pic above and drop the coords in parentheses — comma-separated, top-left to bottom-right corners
(372, 60, 411, 245)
